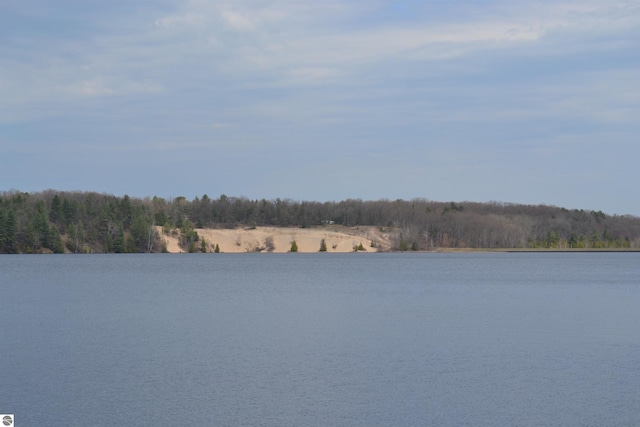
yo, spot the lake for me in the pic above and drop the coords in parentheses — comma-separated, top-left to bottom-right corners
(1, 253, 639, 426)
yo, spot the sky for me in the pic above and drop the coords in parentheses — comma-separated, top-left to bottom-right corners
(1, 1, 639, 215)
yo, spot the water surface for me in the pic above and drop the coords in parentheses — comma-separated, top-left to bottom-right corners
(1, 253, 639, 426)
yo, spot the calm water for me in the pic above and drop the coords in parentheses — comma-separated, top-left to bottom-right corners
(1, 253, 639, 426)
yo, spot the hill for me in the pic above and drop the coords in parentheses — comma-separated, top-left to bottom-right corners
(1, 190, 639, 253)
(160, 225, 392, 253)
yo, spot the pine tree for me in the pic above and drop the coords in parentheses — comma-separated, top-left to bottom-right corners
(0, 209, 17, 253)
(319, 238, 327, 252)
(49, 194, 64, 225)
(0, 209, 6, 252)
(67, 223, 77, 252)
(113, 225, 126, 253)
(126, 235, 136, 253)
(50, 226, 65, 253)
(130, 215, 150, 252)
(33, 207, 51, 250)
(290, 240, 298, 252)
(63, 198, 77, 225)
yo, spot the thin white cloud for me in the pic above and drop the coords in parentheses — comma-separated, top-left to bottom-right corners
(2, 1, 639, 164)
(220, 10, 257, 31)
(140, 0, 639, 88)
(154, 13, 206, 30)
(4, 1, 637, 98)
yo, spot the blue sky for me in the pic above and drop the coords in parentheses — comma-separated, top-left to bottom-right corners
(1, 1, 639, 215)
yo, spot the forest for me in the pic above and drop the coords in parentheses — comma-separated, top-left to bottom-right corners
(1, 190, 640, 253)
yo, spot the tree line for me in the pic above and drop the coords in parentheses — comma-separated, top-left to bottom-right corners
(1, 190, 640, 253)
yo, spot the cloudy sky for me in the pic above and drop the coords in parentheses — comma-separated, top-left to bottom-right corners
(1, 1, 639, 215)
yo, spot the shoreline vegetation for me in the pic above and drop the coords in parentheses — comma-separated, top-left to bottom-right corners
(1, 190, 640, 254)
(431, 247, 640, 253)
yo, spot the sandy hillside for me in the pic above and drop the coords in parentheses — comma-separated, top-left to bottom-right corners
(159, 226, 393, 253)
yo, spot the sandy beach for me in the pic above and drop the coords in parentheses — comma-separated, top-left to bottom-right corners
(160, 225, 393, 253)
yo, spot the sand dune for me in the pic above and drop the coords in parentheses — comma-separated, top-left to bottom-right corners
(160, 226, 393, 253)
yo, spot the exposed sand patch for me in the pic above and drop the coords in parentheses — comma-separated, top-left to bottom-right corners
(162, 232, 183, 253)
(159, 226, 393, 253)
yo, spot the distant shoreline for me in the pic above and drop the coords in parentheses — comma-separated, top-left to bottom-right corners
(431, 248, 640, 253)
(2, 191, 638, 254)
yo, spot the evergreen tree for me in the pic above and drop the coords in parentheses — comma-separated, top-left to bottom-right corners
(49, 194, 64, 225)
(126, 235, 136, 253)
(113, 225, 126, 253)
(50, 226, 65, 253)
(33, 204, 51, 249)
(119, 195, 133, 228)
(179, 219, 199, 251)
(155, 210, 169, 226)
(62, 198, 77, 225)
(78, 221, 87, 250)
(0, 209, 6, 252)
(130, 215, 150, 252)
(0, 209, 17, 253)
(290, 240, 298, 252)
(23, 223, 38, 253)
(67, 223, 78, 252)
(546, 231, 559, 248)
(319, 238, 327, 252)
